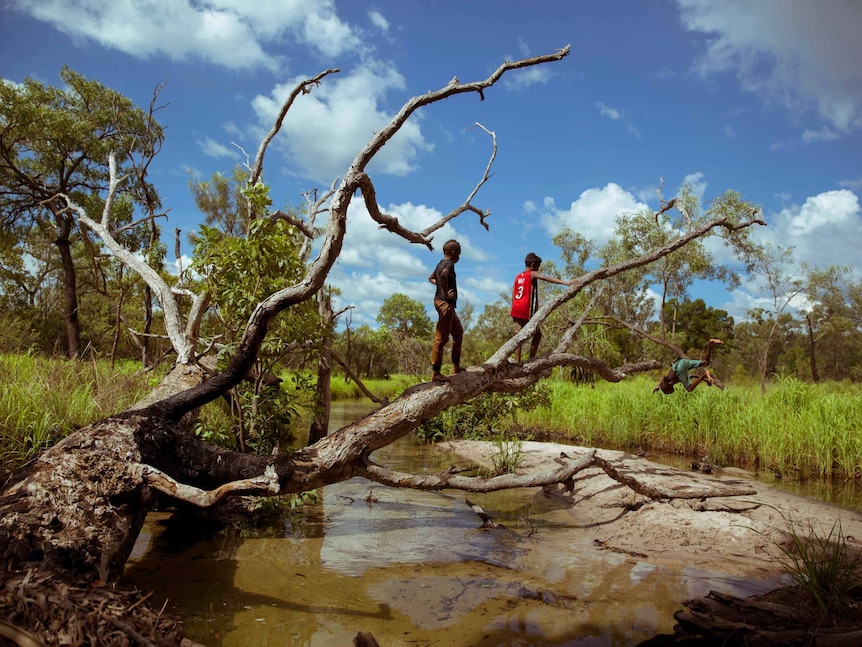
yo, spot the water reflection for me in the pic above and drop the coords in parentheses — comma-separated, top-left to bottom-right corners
(125, 401, 786, 646)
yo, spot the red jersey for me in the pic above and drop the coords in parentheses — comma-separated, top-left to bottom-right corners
(511, 269, 537, 320)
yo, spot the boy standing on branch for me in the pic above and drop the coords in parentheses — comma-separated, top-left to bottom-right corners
(510, 252, 575, 363)
(429, 240, 464, 382)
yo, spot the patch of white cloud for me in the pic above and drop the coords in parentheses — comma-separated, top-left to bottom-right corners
(323, 199, 496, 326)
(596, 102, 622, 120)
(677, 0, 862, 136)
(838, 178, 862, 191)
(11, 0, 362, 71)
(596, 101, 640, 138)
(368, 9, 389, 32)
(721, 189, 862, 320)
(539, 183, 649, 246)
(197, 136, 235, 159)
(463, 275, 510, 299)
(502, 65, 553, 91)
(801, 127, 840, 143)
(781, 189, 860, 240)
(681, 172, 708, 201)
(250, 61, 432, 182)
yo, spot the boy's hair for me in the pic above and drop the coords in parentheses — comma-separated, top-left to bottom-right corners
(442, 239, 461, 256)
(525, 252, 542, 268)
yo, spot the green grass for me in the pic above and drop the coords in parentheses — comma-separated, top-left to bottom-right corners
(2, 354, 860, 485)
(327, 373, 416, 401)
(770, 515, 862, 619)
(516, 375, 862, 481)
(0, 353, 158, 478)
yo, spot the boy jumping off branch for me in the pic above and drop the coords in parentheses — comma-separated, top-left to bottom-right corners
(654, 338, 723, 394)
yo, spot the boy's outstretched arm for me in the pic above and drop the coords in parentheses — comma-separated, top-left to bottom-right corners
(533, 272, 575, 287)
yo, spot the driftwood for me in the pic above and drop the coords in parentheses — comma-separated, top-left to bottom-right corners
(638, 589, 862, 646)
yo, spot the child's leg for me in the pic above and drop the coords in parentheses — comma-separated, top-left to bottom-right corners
(431, 301, 454, 379)
(450, 312, 464, 372)
(528, 327, 543, 359)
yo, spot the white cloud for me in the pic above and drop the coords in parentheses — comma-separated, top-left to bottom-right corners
(801, 127, 840, 143)
(250, 61, 432, 182)
(197, 136, 235, 159)
(677, 0, 862, 135)
(596, 101, 640, 138)
(539, 183, 648, 246)
(596, 102, 622, 120)
(781, 189, 860, 239)
(325, 199, 494, 325)
(12, 0, 362, 71)
(368, 9, 389, 32)
(681, 172, 708, 201)
(502, 66, 553, 91)
(839, 178, 862, 191)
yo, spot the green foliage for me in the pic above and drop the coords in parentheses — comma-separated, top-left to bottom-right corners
(663, 299, 734, 352)
(195, 368, 314, 454)
(0, 67, 165, 358)
(335, 325, 399, 379)
(376, 293, 433, 339)
(771, 516, 862, 617)
(415, 384, 550, 443)
(489, 433, 528, 476)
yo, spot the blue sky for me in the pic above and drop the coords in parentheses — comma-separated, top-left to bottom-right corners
(2, 0, 861, 331)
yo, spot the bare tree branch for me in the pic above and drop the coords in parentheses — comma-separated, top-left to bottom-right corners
(143, 464, 280, 506)
(489, 212, 766, 366)
(55, 154, 204, 364)
(249, 68, 340, 186)
(359, 449, 597, 492)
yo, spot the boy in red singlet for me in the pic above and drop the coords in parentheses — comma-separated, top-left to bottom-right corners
(510, 252, 574, 363)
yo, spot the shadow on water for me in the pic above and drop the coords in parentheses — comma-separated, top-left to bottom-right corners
(125, 401, 787, 646)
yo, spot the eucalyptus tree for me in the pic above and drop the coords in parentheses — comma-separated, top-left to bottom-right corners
(374, 293, 433, 375)
(800, 266, 858, 382)
(737, 242, 808, 393)
(0, 47, 766, 644)
(0, 67, 165, 358)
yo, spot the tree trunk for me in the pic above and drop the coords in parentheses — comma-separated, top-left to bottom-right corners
(143, 284, 153, 368)
(54, 212, 81, 359)
(806, 312, 820, 383)
(308, 291, 334, 445)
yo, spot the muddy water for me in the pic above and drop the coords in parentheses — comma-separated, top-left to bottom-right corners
(125, 403, 784, 646)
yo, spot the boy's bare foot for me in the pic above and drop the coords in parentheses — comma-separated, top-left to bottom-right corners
(453, 366, 466, 374)
(432, 372, 449, 382)
(708, 338, 723, 345)
(703, 370, 715, 386)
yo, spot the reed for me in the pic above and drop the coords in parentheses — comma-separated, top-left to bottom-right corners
(515, 375, 862, 481)
(0, 353, 156, 477)
(327, 374, 415, 401)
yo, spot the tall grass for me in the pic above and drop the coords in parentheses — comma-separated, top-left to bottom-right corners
(0, 353, 157, 477)
(516, 375, 862, 481)
(327, 374, 415, 401)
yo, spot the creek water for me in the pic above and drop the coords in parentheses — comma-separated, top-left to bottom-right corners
(124, 402, 847, 646)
